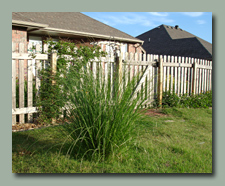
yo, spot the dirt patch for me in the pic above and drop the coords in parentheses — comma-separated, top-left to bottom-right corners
(143, 109, 167, 117)
(12, 123, 44, 132)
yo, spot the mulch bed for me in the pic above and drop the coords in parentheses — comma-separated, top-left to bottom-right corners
(12, 123, 52, 132)
(12, 109, 167, 132)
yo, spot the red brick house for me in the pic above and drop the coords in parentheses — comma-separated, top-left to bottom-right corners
(12, 12, 145, 55)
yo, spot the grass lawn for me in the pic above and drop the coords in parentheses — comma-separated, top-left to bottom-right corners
(12, 108, 212, 173)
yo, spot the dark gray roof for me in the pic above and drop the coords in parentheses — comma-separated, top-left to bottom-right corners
(12, 12, 143, 44)
(136, 24, 212, 60)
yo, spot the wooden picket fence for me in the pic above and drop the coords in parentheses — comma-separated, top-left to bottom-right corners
(12, 43, 48, 125)
(12, 43, 212, 125)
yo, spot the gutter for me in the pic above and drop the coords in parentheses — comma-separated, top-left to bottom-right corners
(12, 20, 49, 28)
(41, 27, 144, 44)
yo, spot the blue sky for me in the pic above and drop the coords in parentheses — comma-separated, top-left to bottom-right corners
(82, 12, 212, 44)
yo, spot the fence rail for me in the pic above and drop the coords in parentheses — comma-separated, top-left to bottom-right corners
(12, 43, 212, 125)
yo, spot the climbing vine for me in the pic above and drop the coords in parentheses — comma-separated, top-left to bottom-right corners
(36, 39, 106, 124)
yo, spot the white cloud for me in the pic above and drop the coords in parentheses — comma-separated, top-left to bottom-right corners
(149, 12, 169, 17)
(91, 12, 174, 28)
(182, 12, 204, 17)
(157, 17, 174, 23)
(93, 13, 154, 27)
(197, 20, 206, 24)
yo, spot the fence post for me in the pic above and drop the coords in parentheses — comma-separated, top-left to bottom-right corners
(50, 52, 57, 124)
(115, 51, 123, 92)
(157, 56, 163, 107)
(119, 52, 123, 84)
(192, 62, 197, 95)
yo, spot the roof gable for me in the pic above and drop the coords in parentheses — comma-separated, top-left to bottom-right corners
(163, 24, 196, 40)
(136, 24, 212, 60)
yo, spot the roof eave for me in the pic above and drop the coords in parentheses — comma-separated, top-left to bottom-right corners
(42, 27, 144, 44)
(12, 19, 144, 44)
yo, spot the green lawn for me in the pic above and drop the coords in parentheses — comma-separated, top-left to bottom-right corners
(12, 108, 212, 173)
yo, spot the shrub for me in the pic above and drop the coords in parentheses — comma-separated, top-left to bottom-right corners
(180, 91, 212, 108)
(162, 91, 180, 108)
(60, 66, 144, 160)
(153, 91, 180, 108)
(36, 39, 145, 161)
(153, 90, 212, 109)
(36, 39, 106, 124)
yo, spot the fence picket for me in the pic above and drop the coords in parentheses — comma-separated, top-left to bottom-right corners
(183, 57, 187, 95)
(19, 59, 24, 124)
(204, 60, 207, 93)
(105, 61, 108, 90)
(202, 59, 205, 93)
(207, 60, 210, 92)
(210, 61, 212, 90)
(195, 59, 199, 94)
(202, 59, 204, 93)
(154, 55, 158, 99)
(180, 57, 184, 95)
(166, 55, 170, 92)
(35, 62, 41, 96)
(204, 60, 207, 92)
(27, 59, 33, 122)
(163, 55, 166, 92)
(170, 56, 174, 93)
(197, 59, 200, 93)
(134, 53, 138, 92)
(110, 61, 114, 99)
(186, 57, 190, 95)
(12, 60, 16, 125)
(200, 59, 203, 93)
(177, 56, 181, 96)
(146, 54, 151, 103)
(18, 43, 25, 124)
(189, 58, 194, 94)
(199, 59, 203, 93)
(174, 56, 178, 95)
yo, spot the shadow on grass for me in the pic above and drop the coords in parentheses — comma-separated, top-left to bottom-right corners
(12, 125, 112, 162)
(12, 126, 87, 161)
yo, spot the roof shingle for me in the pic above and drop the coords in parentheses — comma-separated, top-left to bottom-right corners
(136, 24, 212, 60)
(12, 12, 143, 44)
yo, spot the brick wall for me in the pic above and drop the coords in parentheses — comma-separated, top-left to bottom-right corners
(128, 43, 142, 53)
(12, 26, 28, 52)
(98, 41, 143, 55)
(12, 27, 143, 76)
(12, 26, 28, 77)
